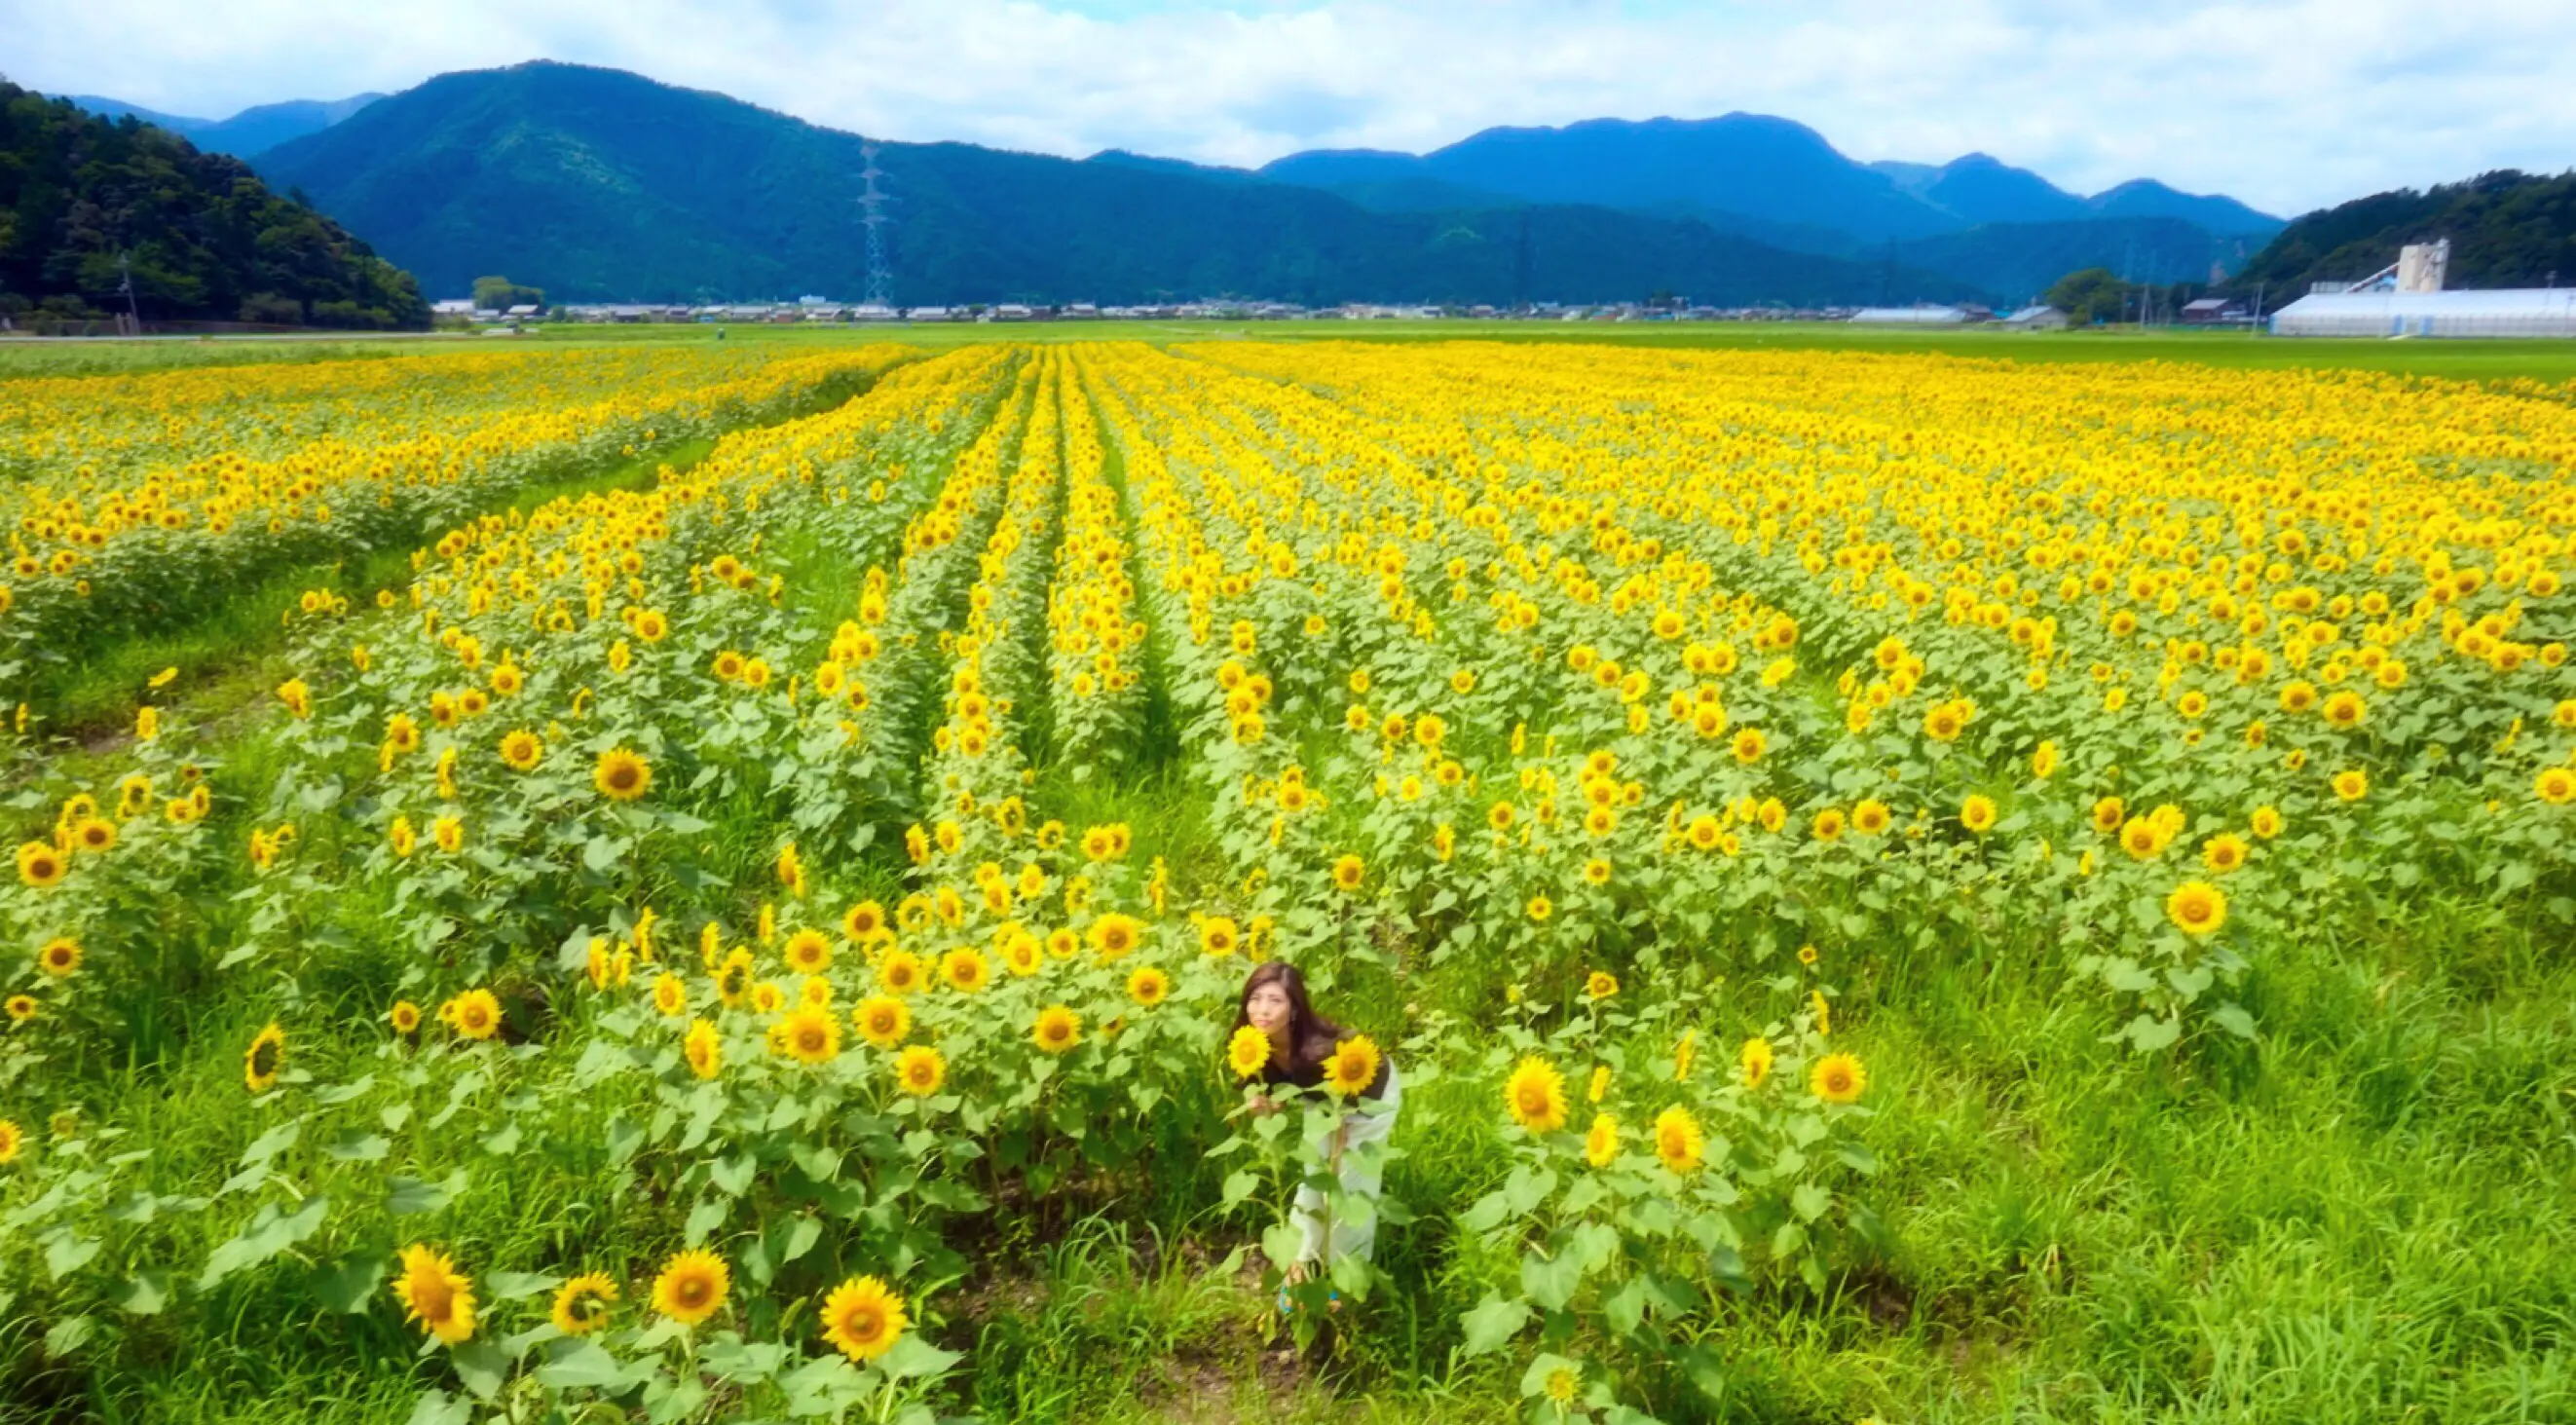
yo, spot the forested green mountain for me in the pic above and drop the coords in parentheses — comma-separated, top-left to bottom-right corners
(2230, 170, 2576, 293)
(253, 62, 1985, 306)
(0, 82, 428, 327)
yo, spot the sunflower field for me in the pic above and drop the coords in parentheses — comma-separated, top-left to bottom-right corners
(1, 334, 2571, 1425)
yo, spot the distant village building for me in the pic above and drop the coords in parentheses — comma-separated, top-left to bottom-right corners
(2180, 298, 2242, 324)
(1999, 305, 2069, 330)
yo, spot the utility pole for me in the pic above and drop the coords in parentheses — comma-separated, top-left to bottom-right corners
(115, 251, 141, 336)
(858, 142, 893, 311)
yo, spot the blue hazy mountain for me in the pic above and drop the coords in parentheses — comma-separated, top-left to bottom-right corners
(59, 93, 381, 157)
(1253, 119, 2283, 253)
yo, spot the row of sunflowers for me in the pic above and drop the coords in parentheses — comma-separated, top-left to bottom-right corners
(1, 343, 917, 678)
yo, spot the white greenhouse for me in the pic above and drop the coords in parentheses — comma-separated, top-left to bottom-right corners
(1848, 305, 1971, 325)
(2268, 287, 2576, 338)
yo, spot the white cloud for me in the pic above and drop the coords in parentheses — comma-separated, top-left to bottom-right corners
(4, 0, 2571, 213)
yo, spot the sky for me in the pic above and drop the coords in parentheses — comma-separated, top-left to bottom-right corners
(6, 0, 2572, 215)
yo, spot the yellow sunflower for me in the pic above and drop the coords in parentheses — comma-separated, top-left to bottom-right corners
(1809, 1052, 1868, 1105)
(1227, 1025, 1272, 1079)
(1127, 965, 1172, 1007)
(1031, 1004, 1081, 1054)
(1653, 1106, 1704, 1174)
(2166, 881, 2228, 937)
(1740, 1035, 1774, 1089)
(498, 729, 542, 772)
(773, 1006, 840, 1065)
(853, 994, 911, 1049)
(392, 1244, 476, 1344)
(818, 1275, 908, 1363)
(877, 950, 926, 996)
(595, 748, 653, 802)
(684, 1019, 722, 1079)
(36, 937, 81, 978)
(1960, 794, 1997, 835)
(940, 948, 991, 994)
(1088, 913, 1144, 959)
(894, 1044, 946, 1097)
(448, 988, 502, 1040)
(1504, 1057, 1569, 1132)
(651, 1249, 730, 1327)
(1324, 1035, 1382, 1097)
(16, 841, 67, 889)
(782, 929, 833, 974)
(1584, 1113, 1620, 1168)
(551, 1273, 618, 1336)
(243, 1022, 285, 1093)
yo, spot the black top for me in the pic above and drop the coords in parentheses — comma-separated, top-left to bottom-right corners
(1258, 1031, 1392, 1101)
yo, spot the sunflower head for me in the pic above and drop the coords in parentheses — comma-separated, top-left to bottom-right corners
(774, 1007, 840, 1065)
(651, 1249, 730, 1327)
(17, 841, 67, 889)
(1089, 914, 1144, 959)
(392, 1244, 477, 1345)
(243, 1022, 285, 1093)
(595, 748, 653, 802)
(941, 949, 991, 994)
(2165, 881, 2229, 937)
(853, 994, 912, 1049)
(894, 1044, 946, 1097)
(684, 1019, 723, 1079)
(819, 1274, 909, 1363)
(1324, 1035, 1382, 1098)
(1126, 965, 1172, 1007)
(551, 1273, 618, 1336)
(1809, 1051, 1868, 1105)
(449, 988, 502, 1040)
(36, 937, 81, 978)
(1584, 1113, 1620, 1169)
(1031, 1005, 1081, 1054)
(1504, 1056, 1568, 1132)
(1653, 1105, 1704, 1174)
(1740, 1035, 1775, 1089)
(1227, 1025, 1272, 1079)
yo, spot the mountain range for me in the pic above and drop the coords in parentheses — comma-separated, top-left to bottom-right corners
(58, 93, 380, 158)
(1236, 120, 2277, 245)
(77, 61, 2289, 307)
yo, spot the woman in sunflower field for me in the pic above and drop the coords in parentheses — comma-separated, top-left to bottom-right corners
(1236, 962, 1400, 1280)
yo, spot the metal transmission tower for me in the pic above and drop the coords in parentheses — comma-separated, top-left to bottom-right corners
(857, 142, 894, 310)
